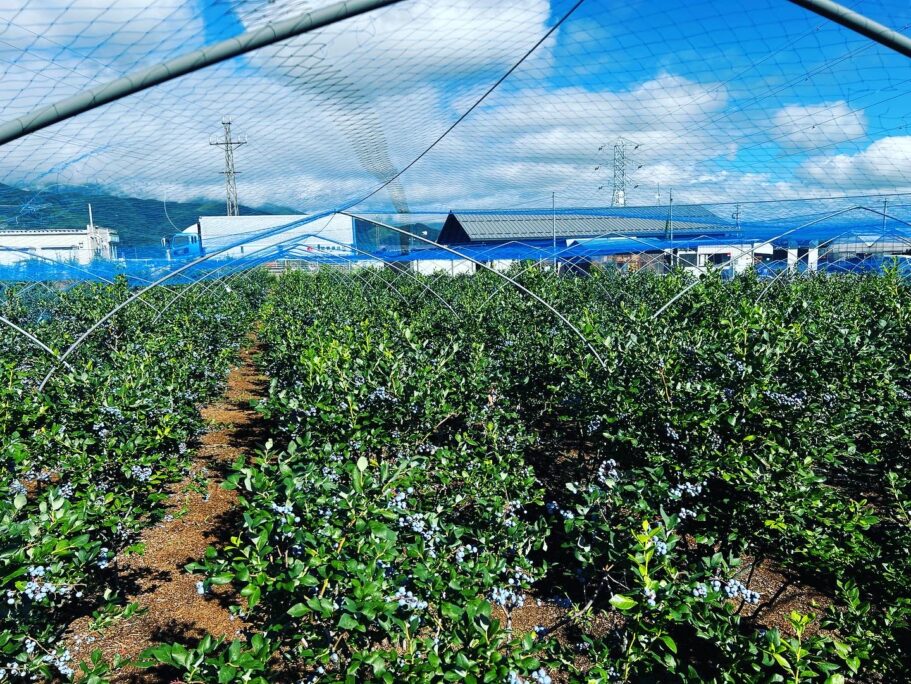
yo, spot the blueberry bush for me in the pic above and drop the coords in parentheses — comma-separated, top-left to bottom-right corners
(159, 266, 911, 683)
(0, 273, 268, 681)
(3, 264, 908, 682)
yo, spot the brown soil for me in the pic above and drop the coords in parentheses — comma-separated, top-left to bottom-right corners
(736, 557, 833, 635)
(526, 439, 836, 644)
(64, 343, 268, 682)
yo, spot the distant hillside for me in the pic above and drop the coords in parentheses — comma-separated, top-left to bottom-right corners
(0, 184, 302, 246)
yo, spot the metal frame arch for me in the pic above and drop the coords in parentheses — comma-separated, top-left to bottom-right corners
(339, 212, 607, 368)
(0, 314, 73, 371)
(471, 229, 671, 309)
(650, 206, 869, 320)
(36, 210, 345, 391)
(284, 235, 459, 316)
(756, 223, 911, 300)
(150, 227, 459, 325)
(281, 246, 417, 311)
(190, 230, 460, 315)
(754, 205, 911, 303)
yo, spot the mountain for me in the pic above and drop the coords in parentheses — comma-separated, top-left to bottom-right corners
(0, 184, 302, 247)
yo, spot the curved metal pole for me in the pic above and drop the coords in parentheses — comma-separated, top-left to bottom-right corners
(282, 246, 416, 310)
(652, 222, 896, 320)
(650, 276, 703, 320)
(295, 255, 392, 304)
(808, 221, 911, 274)
(204, 233, 459, 316)
(270, 232, 458, 315)
(787, 0, 911, 59)
(150, 255, 274, 325)
(151, 224, 457, 323)
(340, 212, 606, 367)
(235, 247, 412, 315)
(468, 219, 703, 309)
(0, 0, 405, 147)
(646, 206, 869, 319)
(37, 211, 342, 391)
(0, 314, 72, 370)
(474, 231, 648, 308)
(753, 207, 905, 302)
(38, 215, 332, 392)
(197, 247, 347, 301)
(647, 206, 865, 314)
(322, 238, 458, 315)
(153, 239, 345, 322)
(422, 238, 550, 300)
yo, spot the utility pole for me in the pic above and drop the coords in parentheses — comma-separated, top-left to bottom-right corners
(552, 191, 557, 271)
(87, 203, 95, 256)
(666, 188, 675, 268)
(210, 117, 246, 216)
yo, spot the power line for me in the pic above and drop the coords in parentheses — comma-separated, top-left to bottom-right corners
(349, 0, 588, 209)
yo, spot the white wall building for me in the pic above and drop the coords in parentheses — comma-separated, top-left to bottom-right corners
(675, 242, 774, 275)
(0, 219, 118, 266)
(412, 258, 476, 275)
(170, 214, 358, 263)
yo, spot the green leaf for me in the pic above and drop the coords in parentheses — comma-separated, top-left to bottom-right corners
(440, 602, 463, 620)
(772, 653, 791, 669)
(660, 634, 677, 654)
(338, 613, 360, 630)
(287, 603, 309, 618)
(357, 456, 368, 472)
(217, 665, 239, 683)
(609, 594, 636, 611)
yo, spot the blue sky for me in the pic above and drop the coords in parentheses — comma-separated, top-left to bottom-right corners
(0, 0, 910, 220)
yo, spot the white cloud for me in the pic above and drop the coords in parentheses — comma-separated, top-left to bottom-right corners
(771, 101, 865, 150)
(0, 0, 204, 58)
(1, 0, 909, 226)
(801, 136, 911, 189)
(242, 0, 553, 93)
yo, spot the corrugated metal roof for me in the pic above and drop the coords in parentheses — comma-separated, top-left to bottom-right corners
(452, 204, 723, 222)
(450, 212, 724, 241)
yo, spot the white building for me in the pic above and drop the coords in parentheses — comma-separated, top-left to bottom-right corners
(674, 241, 775, 275)
(169, 214, 359, 263)
(412, 258, 476, 275)
(0, 211, 118, 266)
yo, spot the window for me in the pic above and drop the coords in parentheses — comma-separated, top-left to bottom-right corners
(677, 251, 697, 268)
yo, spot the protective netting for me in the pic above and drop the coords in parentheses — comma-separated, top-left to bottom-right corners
(4, 6, 911, 679)
(0, 0, 910, 285)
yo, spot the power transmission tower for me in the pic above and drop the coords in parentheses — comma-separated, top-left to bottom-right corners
(210, 117, 246, 216)
(611, 139, 627, 207)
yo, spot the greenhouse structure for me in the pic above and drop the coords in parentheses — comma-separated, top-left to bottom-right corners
(0, 0, 910, 682)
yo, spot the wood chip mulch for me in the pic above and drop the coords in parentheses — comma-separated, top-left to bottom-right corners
(63, 343, 268, 682)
